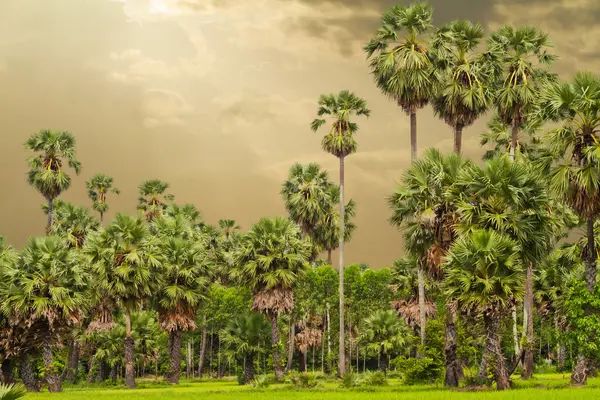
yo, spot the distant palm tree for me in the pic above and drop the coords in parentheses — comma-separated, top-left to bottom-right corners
(137, 180, 174, 222)
(310, 90, 370, 375)
(42, 201, 99, 248)
(360, 310, 410, 372)
(231, 217, 311, 381)
(86, 174, 120, 225)
(24, 130, 81, 233)
(480, 113, 544, 161)
(364, 2, 435, 160)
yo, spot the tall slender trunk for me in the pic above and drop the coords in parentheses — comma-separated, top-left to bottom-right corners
(46, 199, 54, 234)
(96, 360, 107, 382)
(243, 354, 255, 384)
(338, 155, 346, 376)
(109, 363, 117, 384)
(87, 356, 96, 384)
(187, 339, 192, 378)
(270, 313, 283, 381)
(285, 321, 294, 372)
(124, 308, 135, 388)
(453, 125, 463, 155)
(100, 212, 104, 225)
(522, 263, 534, 379)
(43, 340, 61, 392)
(327, 249, 332, 265)
(444, 302, 459, 387)
(167, 329, 182, 384)
(512, 307, 520, 363)
(325, 303, 331, 375)
(198, 313, 207, 377)
(410, 110, 417, 160)
(20, 353, 39, 392)
(299, 349, 307, 372)
(483, 313, 509, 390)
(417, 266, 426, 349)
(60, 341, 74, 382)
(509, 120, 518, 161)
(555, 316, 565, 371)
(71, 340, 80, 383)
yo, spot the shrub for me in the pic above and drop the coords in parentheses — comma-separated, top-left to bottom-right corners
(338, 372, 362, 388)
(394, 356, 443, 385)
(0, 383, 27, 400)
(251, 375, 270, 388)
(288, 372, 322, 388)
(364, 371, 387, 386)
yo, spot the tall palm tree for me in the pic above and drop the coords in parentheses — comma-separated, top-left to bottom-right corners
(2, 236, 90, 392)
(137, 179, 174, 222)
(480, 113, 544, 161)
(360, 310, 410, 372)
(220, 313, 270, 384)
(487, 26, 556, 160)
(430, 20, 494, 153)
(152, 214, 210, 384)
(444, 229, 524, 391)
(231, 217, 311, 381)
(86, 174, 120, 225)
(364, 2, 435, 160)
(84, 214, 161, 388)
(310, 90, 370, 375)
(538, 71, 600, 384)
(24, 130, 82, 233)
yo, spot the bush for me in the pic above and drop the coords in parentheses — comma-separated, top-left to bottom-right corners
(251, 375, 270, 388)
(287, 372, 322, 388)
(394, 356, 443, 385)
(363, 371, 387, 386)
(338, 372, 362, 388)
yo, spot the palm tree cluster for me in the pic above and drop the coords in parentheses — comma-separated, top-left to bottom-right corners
(0, 1, 599, 395)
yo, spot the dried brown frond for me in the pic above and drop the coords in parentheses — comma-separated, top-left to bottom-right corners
(252, 287, 294, 315)
(295, 328, 323, 352)
(392, 299, 437, 328)
(158, 303, 197, 332)
(86, 300, 116, 333)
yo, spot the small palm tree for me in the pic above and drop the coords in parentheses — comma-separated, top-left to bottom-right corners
(152, 214, 210, 384)
(444, 229, 524, 391)
(430, 20, 494, 153)
(87, 174, 120, 225)
(3, 236, 90, 392)
(231, 217, 311, 381)
(137, 179, 174, 222)
(487, 26, 556, 160)
(220, 313, 270, 384)
(0, 383, 26, 400)
(310, 90, 370, 375)
(84, 214, 161, 388)
(24, 129, 82, 233)
(480, 114, 545, 161)
(361, 310, 411, 372)
(364, 2, 435, 160)
(42, 201, 100, 248)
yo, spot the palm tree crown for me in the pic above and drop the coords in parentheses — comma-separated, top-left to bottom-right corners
(87, 174, 120, 223)
(137, 179, 175, 222)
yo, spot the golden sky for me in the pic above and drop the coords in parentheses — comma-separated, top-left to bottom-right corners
(0, 0, 598, 267)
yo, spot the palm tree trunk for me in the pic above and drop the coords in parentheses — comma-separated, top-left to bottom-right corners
(285, 321, 294, 372)
(410, 109, 417, 160)
(444, 302, 459, 387)
(110, 363, 117, 384)
(270, 313, 283, 381)
(100, 211, 104, 225)
(453, 125, 463, 155)
(299, 349, 307, 372)
(327, 249, 332, 265)
(483, 312, 509, 390)
(522, 263, 534, 379)
(338, 155, 346, 376)
(512, 307, 520, 364)
(198, 312, 207, 377)
(167, 329, 182, 384)
(43, 340, 61, 392)
(509, 120, 518, 161)
(585, 218, 597, 291)
(46, 199, 54, 234)
(555, 316, 565, 371)
(124, 308, 136, 388)
(20, 353, 39, 392)
(242, 354, 255, 384)
(1, 359, 13, 384)
(417, 266, 426, 349)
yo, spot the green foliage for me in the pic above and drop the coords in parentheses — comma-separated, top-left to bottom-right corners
(0, 383, 26, 400)
(287, 372, 323, 388)
(363, 371, 387, 386)
(251, 375, 271, 388)
(394, 355, 442, 385)
(86, 174, 120, 219)
(564, 280, 600, 361)
(339, 372, 362, 388)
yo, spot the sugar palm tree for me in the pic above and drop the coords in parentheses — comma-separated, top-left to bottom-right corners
(137, 179, 174, 222)
(444, 229, 524, 391)
(364, 2, 435, 160)
(42, 201, 100, 248)
(231, 217, 311, 381)
(220, 313, 270, 384)
(360, 310, 411, 372)
(310, 90, 370, 375)
(538, 71, 600, 384)
(2, 236, 90, 392)
(487, 26, 556, 160)
(24, 130, 82, 233)
(86, 174, 120, 225)
(152, 214, 210, 384)
(84, 214, 161, 388)
(430, 20, 494, 153)
(480, 114, 545, 161)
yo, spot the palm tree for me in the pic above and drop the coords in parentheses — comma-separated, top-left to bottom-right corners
(220, 313, 270, 384)
(310, 90, 370, 375)
(137, 179, 174, 222)
(42, 201, 100, 248)
(487, 26, 556, 160)
(480, 114, 545, 161)
(2, 236, 90, 392)
(152, 214, 210, 384)
(231, 217, 311, 381)
(0, 383, 26, 400)
(84, 214, 161, 388)
(86, 174, 120, 225)
(538, 71, 600, 384)
(430, 20, 493, 153)
(313, 185, 357, 265)
(360, 310, 410, 372)
(444, 229, 524, 391)
(364, 2, 435, 160)
(24, 129, 82, 233)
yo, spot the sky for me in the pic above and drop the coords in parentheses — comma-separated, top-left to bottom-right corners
(0, 0, 599, 267)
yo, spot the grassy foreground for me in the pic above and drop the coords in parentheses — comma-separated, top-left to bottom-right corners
(23, 374, 600, 400)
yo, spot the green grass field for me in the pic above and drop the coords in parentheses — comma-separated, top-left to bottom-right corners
(22, 373, 600, 399)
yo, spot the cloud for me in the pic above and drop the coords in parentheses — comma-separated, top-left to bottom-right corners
(141, 89, 193, 127)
